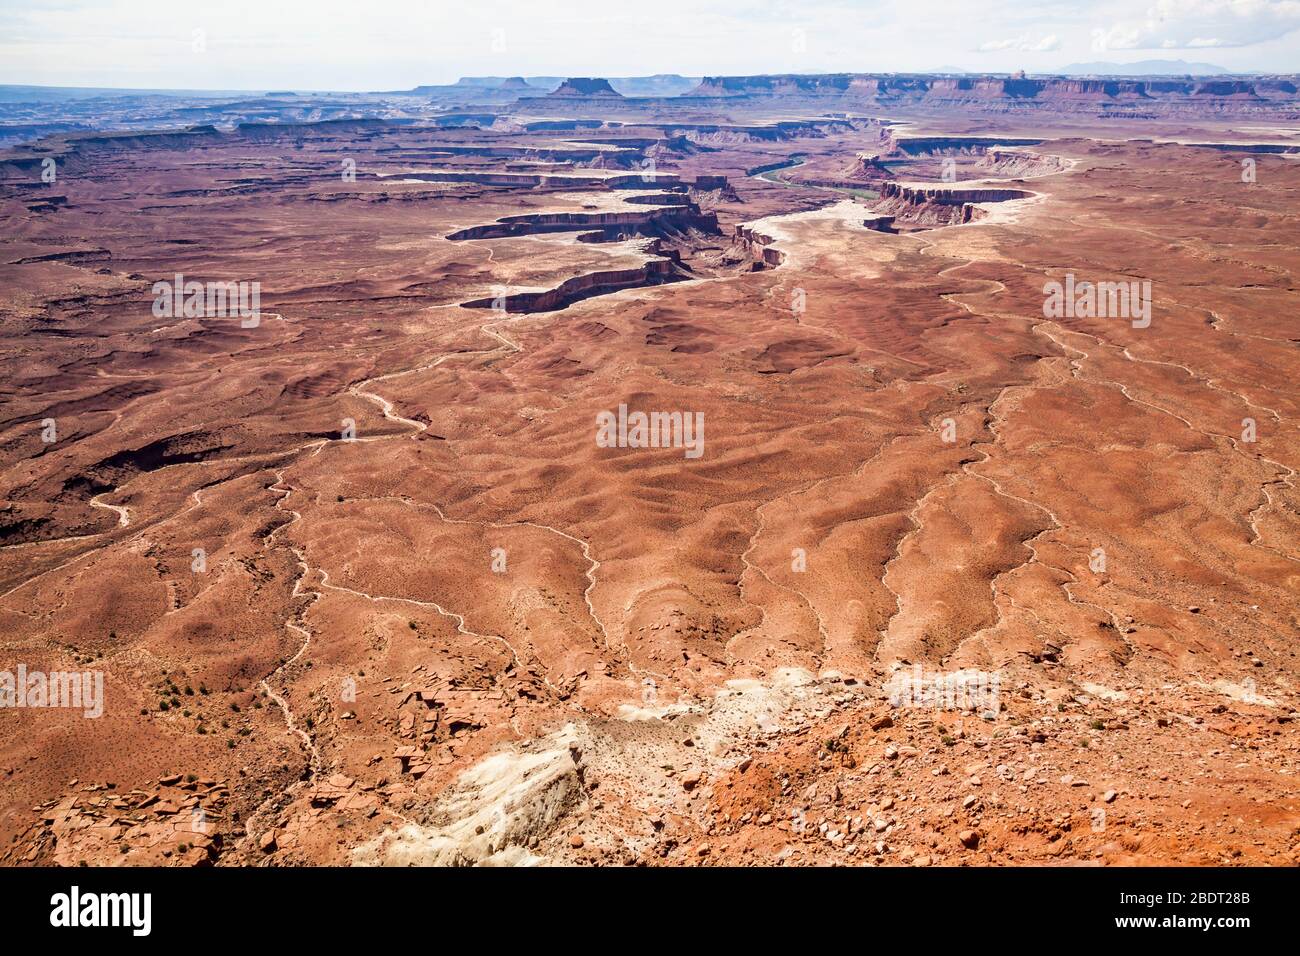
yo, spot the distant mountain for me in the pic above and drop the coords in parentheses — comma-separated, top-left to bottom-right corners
(454, 76, 543, 89)
(0, 84, 262, 102)
(452, 74, 698, 96)
(1056, 60, 1229, 76)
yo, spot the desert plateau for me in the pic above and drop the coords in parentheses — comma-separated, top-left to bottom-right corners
(1, 14, 1299, 879)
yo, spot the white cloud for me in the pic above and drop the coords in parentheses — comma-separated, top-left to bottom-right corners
(1092, 0, 1300, 52)
(978, 33, 1061, 53)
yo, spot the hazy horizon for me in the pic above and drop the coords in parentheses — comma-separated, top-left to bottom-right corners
(2, 1, 1298, 92)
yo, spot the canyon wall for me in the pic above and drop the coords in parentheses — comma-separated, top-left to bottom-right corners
(683, 73, 1300, 115)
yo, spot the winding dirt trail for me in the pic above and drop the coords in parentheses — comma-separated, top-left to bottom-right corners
(257, 467, 325, 774)
(320, 304, 689, 685)
(245, 306, 606, 769)
(89, 492, 130, 527)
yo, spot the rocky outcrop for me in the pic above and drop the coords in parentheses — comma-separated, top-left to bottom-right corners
(427, 113, 499, 128)
(680, 73, 1300, 115)
(688, 74, 863, 97)
(237, 118, 389, 139)
(461, 258, 685, 313)
(645, 134, 710, 160)
(13, 775, 232, 867)
(889, 135, 1042, 156)
(848, 154, 893, 181)
(676, 121, 850, 145)
(977, 148, 1072, 177)
(732, 224, 786, 266)
(0, 124, 224, 175)
(405, 167, 730, 191)
(870, 182, 1034, 227)
(1192, 80, 1259, 98)
(879, 182, 1032, 205)
(446, 202, 719, 242)
(689, 174, 730, 190)
(399, 170, 615, 188)
(548, 77, 622, 98)
(353, 726, 588, 866)
(447, 191, 722, 243)
(410, 143, 629, 163)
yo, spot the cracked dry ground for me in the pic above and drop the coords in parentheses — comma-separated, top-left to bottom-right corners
(1, 123, 1297, 867)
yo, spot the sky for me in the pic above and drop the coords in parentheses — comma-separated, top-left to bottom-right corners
(1, 0, 1297, 91)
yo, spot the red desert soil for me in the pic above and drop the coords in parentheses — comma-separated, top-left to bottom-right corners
(0, 92, 1297, 866)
